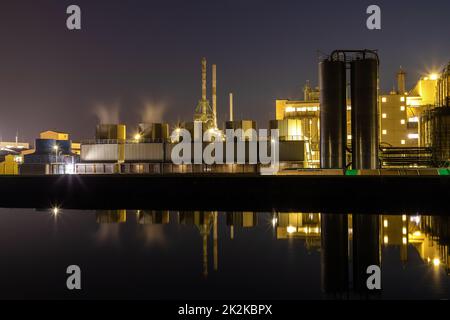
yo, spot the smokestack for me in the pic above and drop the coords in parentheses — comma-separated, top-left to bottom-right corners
(212, 64, 217, 128)
(201, 57, 207, 114)
(304, 80, 312, 101)
(397, 67, 406, 94)
(229, 93, 234, 121)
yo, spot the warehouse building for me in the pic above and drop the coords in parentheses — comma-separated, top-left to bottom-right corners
(77, 123, 306, 174)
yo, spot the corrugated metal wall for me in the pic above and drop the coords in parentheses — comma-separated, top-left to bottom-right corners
(81, 141, 305, 163)
(81, 144, 119, 162)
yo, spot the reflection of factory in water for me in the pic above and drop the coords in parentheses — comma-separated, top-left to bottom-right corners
(93, 210, 450, 287)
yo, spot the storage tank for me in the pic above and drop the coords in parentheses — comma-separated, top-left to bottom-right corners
(350, 58, 379, 169)
(319, 59, 347, 169)
(95, 124, 126, 141)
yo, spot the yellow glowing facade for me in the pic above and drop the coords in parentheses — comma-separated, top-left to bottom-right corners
(40, 131, 69, 141)
(380, 76, 438, 147)
(71, 142, 81, 155)
(0, 154, 20, 175)
(276, 72, 439, 153)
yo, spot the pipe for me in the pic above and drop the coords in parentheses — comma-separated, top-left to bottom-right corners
(201, 57, 207, 114)
(397, 67, 406, 95)
(212, 64, 217, 128)
(229, 93, 234, 122)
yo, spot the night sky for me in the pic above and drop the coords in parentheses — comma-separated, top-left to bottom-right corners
(0, 0, 449, 142)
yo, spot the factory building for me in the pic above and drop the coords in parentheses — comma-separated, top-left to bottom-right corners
(225, 120, 257, 141)
(419, 62, 450, 165)
(0, 140, 30, 174)
(275, 56, 448, 169)
(0, 141, 29, 150)
(274, 81, 352, 168)
(20, 130, 79, 175)
(0, 154, 20, 175)
(78, 122, 305, 174)
(380, 69, 438, 148)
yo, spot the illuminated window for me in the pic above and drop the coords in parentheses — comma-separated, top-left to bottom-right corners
(285, 107, 296, 113)
(401, 140, 406, 145)
(400, 97, 405, 102)
(402, 237, 407, 245)
(408, 133, 419, 139)
(382, 97, 387, 103)
(382, 113, 387, 119)
(384, 236, 389, 244)
(408, 117, 419, 122)
(400, 106, 406, 111)
(401, 119, 406, 124)
(383, 220, 388, 228)
(382, 130, 387, 135)
(347, 135, 352, 140)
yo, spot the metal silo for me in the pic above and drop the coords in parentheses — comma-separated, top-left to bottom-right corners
(319, 59, 347, 169)
(95, 124, 126, 141)
(350, 57, 379, 169)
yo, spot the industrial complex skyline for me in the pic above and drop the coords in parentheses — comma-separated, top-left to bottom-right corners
(0, 0, 449, 142)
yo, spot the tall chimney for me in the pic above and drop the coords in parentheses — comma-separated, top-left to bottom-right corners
(201, 57, 207, 114)
(212, 64, 217, 128)
(397, 67, 406, 94)
(229, 93, 234, 121)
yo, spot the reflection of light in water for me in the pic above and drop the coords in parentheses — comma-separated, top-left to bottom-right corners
(410, 215, 421, 224)
(95, 224, 120, 245)
(52, 207, 60, 216)
(433, 258, 440, 267)
(140, 225, 166, 247)
(271, 217, 277, 228)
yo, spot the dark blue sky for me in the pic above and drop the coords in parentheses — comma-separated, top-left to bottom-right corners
(0, 0, 449, 141)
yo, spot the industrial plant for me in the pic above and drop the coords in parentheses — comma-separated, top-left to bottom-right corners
(1, 53, 450, 176)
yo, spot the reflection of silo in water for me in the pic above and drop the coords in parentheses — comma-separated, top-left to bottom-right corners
(321, 214, 349, 296)
(319, 60, 347, 169)
(226, 212, 258, 240)
(138, 210, 169, 224)
(351, 58, 379, 169)
(352, 215, 381, 295)
(96, 210, 127, 224)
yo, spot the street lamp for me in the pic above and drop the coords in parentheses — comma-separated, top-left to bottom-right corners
(53, 145, 59, 161)
(134, 133, 142, 142)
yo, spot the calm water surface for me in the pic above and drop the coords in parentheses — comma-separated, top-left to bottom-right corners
(0, 209, 449, 300)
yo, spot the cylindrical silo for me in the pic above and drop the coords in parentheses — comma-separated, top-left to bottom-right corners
(320, 59, 347, 169)
(351, 58, 379, 169)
